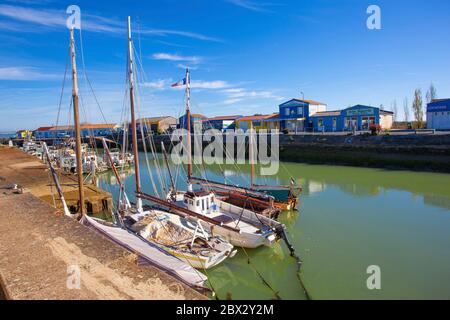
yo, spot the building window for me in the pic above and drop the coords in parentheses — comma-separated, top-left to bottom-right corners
(318, 119, 324, 127)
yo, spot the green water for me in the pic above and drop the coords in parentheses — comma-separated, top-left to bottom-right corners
(97, 154, 450, 300)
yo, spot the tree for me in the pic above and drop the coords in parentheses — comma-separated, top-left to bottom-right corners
(403, 97, 410, 122)
(392, 100, 398, 123)
(426, 83, 437, 103)
(412, 89, 424, 128)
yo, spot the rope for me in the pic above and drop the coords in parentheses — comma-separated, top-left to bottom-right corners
(55, 46, 70, 129)
(239, 246, 281, 300)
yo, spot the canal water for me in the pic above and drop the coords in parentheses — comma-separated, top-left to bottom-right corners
(97, 153, 450, 300)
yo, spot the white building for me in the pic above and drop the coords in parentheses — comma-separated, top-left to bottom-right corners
(427, 99, 450, 130)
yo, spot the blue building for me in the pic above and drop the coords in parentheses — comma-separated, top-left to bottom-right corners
(178, 113, 206, 132)
(203, 115, 241, 132)
(427, 99, 450, 130)
(34, 124, 118, 139)
(310, 105, 394, 132)
(279, 99, 327, 132)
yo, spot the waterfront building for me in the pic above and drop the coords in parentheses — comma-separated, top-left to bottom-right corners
(203, 115, 241, 132)
(279, 99, 327, 132)
(136, 116, 177, 134)
(310, 105, 394, 132)
(264, 113, 281, 131)
(427, 99, 450, 130)
(235, 113, 279, 132)
(16, 129, 33, 139)
(178, 113, 206, 132)
(34, 124, 118, 139)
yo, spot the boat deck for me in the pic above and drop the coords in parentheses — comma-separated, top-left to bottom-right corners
(174, 200, 261, 234)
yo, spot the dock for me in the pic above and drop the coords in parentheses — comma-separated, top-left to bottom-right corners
(0, 146, 112, 214)
(0, 146, 206, 300)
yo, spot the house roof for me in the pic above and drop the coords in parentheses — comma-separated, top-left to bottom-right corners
(311, 110, 341, 117)
(137, 116, 175, 123)
(37, 124, 117, 131)
(428, 98, 450, 105)
(191, 113, 206, 118)
(280, 98, 327, 106)
(265, 113, 280, 120)
(237, 113, 278, 121)
(36, 126, 54, 132)
(205, 115, 242, 122)
(80, 123, 117, 129)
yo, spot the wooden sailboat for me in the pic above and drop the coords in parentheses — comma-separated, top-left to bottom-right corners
(190, 107, 301, 212)
(117, 17, 236, 269)
(157, 68, 284, 248)
(45, 26, 227, 286)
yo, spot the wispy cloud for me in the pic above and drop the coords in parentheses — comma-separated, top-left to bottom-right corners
(152, 53, 202, 64)
(191, 80, 230, 89)
(141, 78, 231, 90)
(176, 64, 198, 70)
(225, 0, 278, 13)
(0, 66, 57, 80)
(0, 4, 122, 33)
(0, 4, 221, 42)
(141, 79, 173, 89)
(140, 29, 221, 42)
(223, 87, 284, 101)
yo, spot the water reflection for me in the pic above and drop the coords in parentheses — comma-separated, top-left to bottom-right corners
(95, 152, 450, 299)
(98, 154, 450, 211)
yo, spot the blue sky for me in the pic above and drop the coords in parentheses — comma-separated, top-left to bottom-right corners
(0, 0, 449, 131)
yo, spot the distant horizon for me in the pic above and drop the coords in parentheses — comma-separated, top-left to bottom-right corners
(1, 0, 449, 131)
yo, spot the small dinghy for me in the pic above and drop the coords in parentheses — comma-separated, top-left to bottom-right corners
(125, 210, 237, 269)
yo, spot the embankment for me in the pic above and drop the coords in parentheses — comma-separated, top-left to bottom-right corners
(276, 134, 450, 172)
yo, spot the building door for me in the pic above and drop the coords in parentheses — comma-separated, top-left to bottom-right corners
(352, 117, 357, 131)
(362, 117, 369, 130)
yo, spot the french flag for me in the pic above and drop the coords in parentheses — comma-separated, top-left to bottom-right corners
(171, 77, 188, 88)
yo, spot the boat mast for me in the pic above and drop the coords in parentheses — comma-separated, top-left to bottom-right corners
(70, 28, 85, 216)
(127, 16, 143, 212)
(249, 122, 255, 187)
(161, 142, 176, 193)
(185, 67, 192, 180)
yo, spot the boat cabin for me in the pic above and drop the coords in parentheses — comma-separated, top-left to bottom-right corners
(183, 190, 217, 215)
